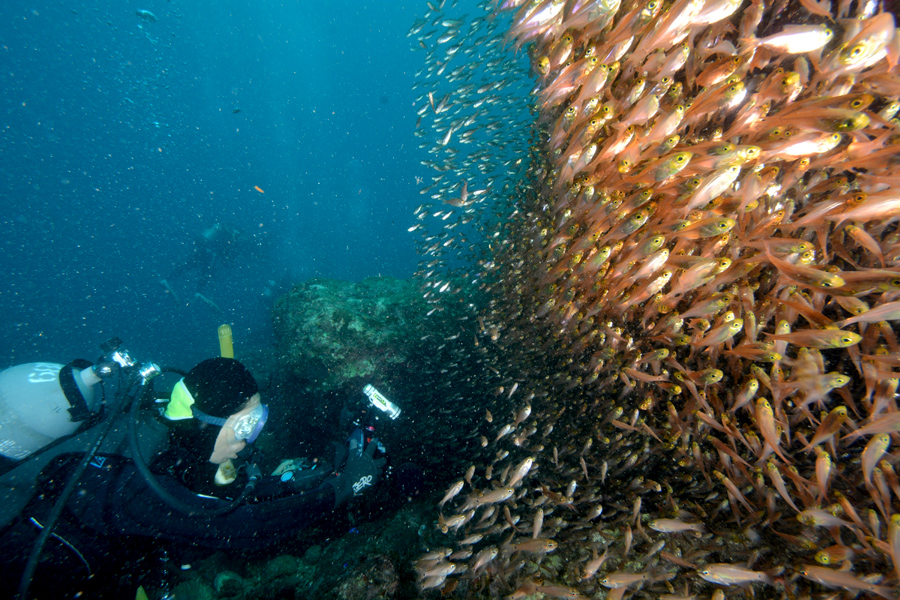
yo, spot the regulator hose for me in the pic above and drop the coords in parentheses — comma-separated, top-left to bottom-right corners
(17, 378, 141, 600)
(126, 375, 259, 518)
(18, 369, 262, 599)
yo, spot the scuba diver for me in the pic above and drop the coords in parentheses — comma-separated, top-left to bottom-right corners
(0, 340, 391, 599)
(160, 223, 245, 311)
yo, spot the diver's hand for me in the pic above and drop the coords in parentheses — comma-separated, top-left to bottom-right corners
(330, 428, 386, 507)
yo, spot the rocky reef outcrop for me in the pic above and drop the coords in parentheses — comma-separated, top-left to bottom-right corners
(165, 502, 432, 600)
(272, 277, 430, 396)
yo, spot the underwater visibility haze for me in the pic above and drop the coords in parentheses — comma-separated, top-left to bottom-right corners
(0, 0, 426, 368)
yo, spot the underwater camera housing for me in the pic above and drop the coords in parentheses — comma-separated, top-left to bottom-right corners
(355, 385, 396, 465)
(362, 384, 401, 420)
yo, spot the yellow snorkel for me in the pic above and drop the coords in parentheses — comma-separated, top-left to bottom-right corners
(217, 323, 237, 485)
(218, 324, 234, 358)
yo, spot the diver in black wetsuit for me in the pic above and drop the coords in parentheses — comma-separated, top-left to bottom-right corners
(160, 224, 244, 308)
(0, 357, 387, 599)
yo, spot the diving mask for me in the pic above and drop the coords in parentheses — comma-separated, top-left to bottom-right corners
(164, 378, 268, 443)
(192, 402, 268, 443)
(230, 402, 268, 443)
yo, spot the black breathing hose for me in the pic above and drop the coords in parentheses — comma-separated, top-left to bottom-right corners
(17, 378, 141, 600)
(17, 367, 262, 599)
(126, 375, 259, 518)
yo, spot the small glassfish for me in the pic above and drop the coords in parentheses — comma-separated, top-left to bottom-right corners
(697, 564, 774, 585)
(438, 480, 465, 507)
(799, 565, 894, 598)
(505, 537, 558, 553)
(764, 328, 861, 349)
(648, 518, 705, 533)
(755, 24, 834, 54)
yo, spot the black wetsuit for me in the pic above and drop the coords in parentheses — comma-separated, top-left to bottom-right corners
(0, 451, 336, 599)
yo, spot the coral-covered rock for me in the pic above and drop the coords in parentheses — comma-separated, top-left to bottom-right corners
(171, 579, 215, 600)
(272, 277, 428, 394)
(213, 570, 244, 598)
(334, 556, 398, 600)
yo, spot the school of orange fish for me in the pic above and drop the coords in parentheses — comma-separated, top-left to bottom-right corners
(410, 0, 900, 598)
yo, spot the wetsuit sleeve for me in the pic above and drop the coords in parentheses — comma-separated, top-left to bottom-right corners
(68, 457, 338, 550)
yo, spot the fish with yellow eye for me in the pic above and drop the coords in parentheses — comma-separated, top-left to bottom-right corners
(822, 371, 851, 390)
(572, 116, 603, 148)
(638, 234, 666, 256)
(547, 32, 574, 70)
(838, 300, 900, 327)
(755, 398, 792, 463)
(682, 165, 741, 213)
(663, 258, 732, 301)
(743, 237, 814, 254)
(618, 269, 674, 312)
(642, 105, 685, 146)
(828, 12, 896, 74)
(838, 269, 900, 294)
(842, 223, 885, 266)
(765, 251, 845, 289)
(815, 92, 876, 112)
(656, 43, 690, 81)
(607, 208, 652, 240)
(689, 144, 760, 170)
(576, 245, 613, 275)
(646, 151, 693, 182)
(774, 109, 871, 133)
(538, 55, 602, 108)
(878, 100, 900, 120)
(696, 318, 743, 348)
(686, 368, 723, 385)
(636, 0, 662, 28)
(676, 216, 736, 239)
(825, 191, 900, 227)
(861, 434, 890, 487)
(683, 79, 747, 127)
(594, 125, 635, 163)
(815, 545, 855, 566)
(696, 55, 744, 89)
(764, 328, 861, 350)
(573, 63, 615, 107)
(657, 134, 680, 154)
(762, 131, 843, 159)
(619, 76, 648, 108)
(697, 565, 774, 586)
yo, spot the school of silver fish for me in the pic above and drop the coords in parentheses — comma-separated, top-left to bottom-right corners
(409, 0, 900, 597)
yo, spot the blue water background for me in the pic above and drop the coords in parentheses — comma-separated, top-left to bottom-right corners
(0, 0, 432, 369)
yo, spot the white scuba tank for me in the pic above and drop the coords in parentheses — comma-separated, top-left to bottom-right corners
(0, 362, 102, 460)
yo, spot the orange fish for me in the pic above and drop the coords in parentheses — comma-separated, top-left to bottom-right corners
(755, 398, 791, 463)
(254, 185, 265, 193)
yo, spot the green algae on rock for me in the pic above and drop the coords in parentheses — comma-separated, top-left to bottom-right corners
(272, 277, 429, 394)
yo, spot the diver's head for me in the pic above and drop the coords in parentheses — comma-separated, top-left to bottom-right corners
(162, 358, 267, 465)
